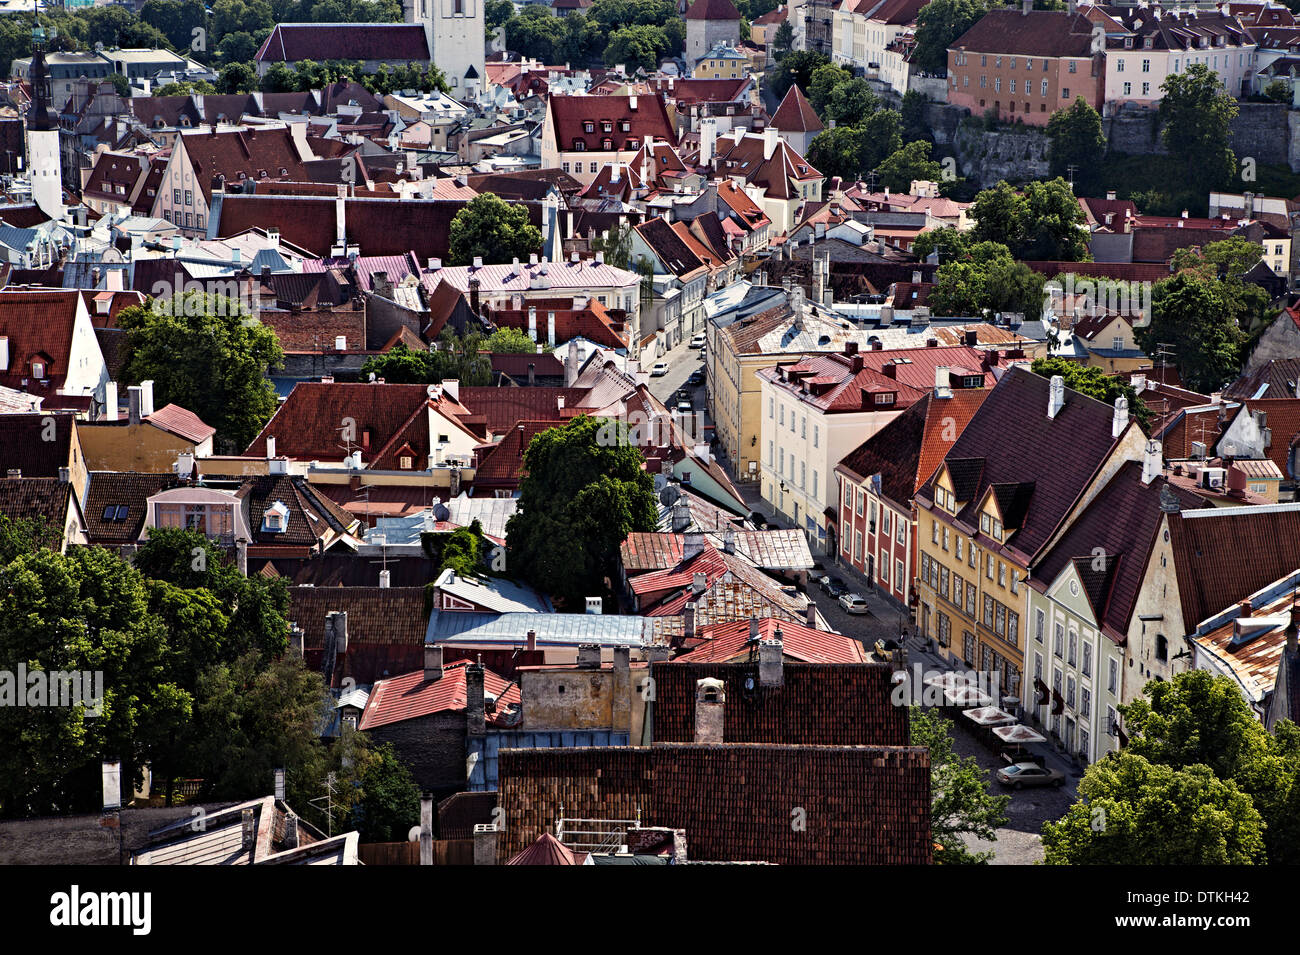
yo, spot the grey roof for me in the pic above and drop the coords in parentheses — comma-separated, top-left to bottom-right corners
(434, 568, 554, 614)
(427, 610, 671, 647)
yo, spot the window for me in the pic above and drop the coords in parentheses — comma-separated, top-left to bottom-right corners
(964, 631, 976, 663)
(953, 576, 963, 609)
(1069, 60, 1077, 73)
(399, 455, 413, 469)
(1011, 571, 1020, 595)
(1010, 79, 1016, 94)
(1081, 686, 1091, 719)
(994, 77, 1001, 92)
(800, 416, 806, 438)
(980, 75, 987, 89)
(880, 552, 890, 584)
(1155, 634, 1168, 663)
(590, 162, 597, 174)
(173, 188, 181, 203)
(1142, 58, 1150, 72)
(812, 470, 818, 498)
(995, 603, 1006, 636)
(939, 566, 950, 599)
(779, 404, 784, 426)
(1036, 609, 1044, 643)
(986, 553, 994, 580)
(896, 559, 904, 589)
(955, 537, 963, 561)
(1108, 658, 1118, 694)
(896, 518, 905, 545)
(1008, 612, 1019, 647)
(1141, 82, 1150, 96)
(938, 612, 951, 647)
(1122, 82, 1131, 96)
(983, 594, 994, 628)
(942, 527, 950, 551)
(1082, 640, 1092, 677)
(998, 562, 1006, 587)
(1117, 59, 1125, 73)
(874, 393, 894, 405)
(769, 397, 774, 418)
(813, 425, 818, 448)
(184, 189, 192, 205)
(966, 582, 976, 618)
(1066, 675, 1076, 709)
(1062, 87, 1070, 98)
(1041, 79, 1049, 96)
(1068, 630, 1078, 666)
(1054, 623, 1064, 658)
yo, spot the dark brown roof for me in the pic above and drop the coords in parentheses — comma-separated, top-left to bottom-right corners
(650, 662, 907, 745)
(0, 476, 75, 532)
(770, 84, 823, 134)
(1168, 506, 1300, 631)
(290, 585, 429, 687)
(920, 366, 1123, 562)
(1224, 359, 1300, 400)
(547, 94, 677, 153)
(255, 23, 430, 65)
(84, 471, 177, 545)
(241, 474, 357, 547)
(0, 413, 75, 478)
(950, 9, 1096, 57)
(497, 744, 931, 864)
(684, 0, 742, 20)
(181, 127, 311, 204)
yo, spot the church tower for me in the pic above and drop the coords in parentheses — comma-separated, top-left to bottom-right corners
(26, 27, 64, 222)
(403, 0, 485, 100)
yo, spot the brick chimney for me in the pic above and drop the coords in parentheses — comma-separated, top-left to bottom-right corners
(694, 677, 726, 743)
(684, 530, 705, 561)
(466, 661, 486, 737)
(759, 633, 784, 687)
(424, 644, 443, 682)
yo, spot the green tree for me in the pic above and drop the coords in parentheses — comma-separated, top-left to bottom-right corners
(486, 0, 514, 36)
(449, 192, 544, 267)
(971, 179, 1088, 261)
(900, 89, 929, 142)
(876, 140, 945, 194)
(108, 72, 132, 97)
(1159, 62, 1238, 196)
(354, 742, 420, 841)
(913, 0, 992, 76)
(1046, 97, 1106, 195)
(912, 225, 971, 264)
(929, 241, 1046, 319)
(771, 19, 794, 59)
(1137, 270, 1246, 393)
(1264, 78, 1291, 103)
(0, 547, 189, 817)
(506, 416, 658, 605)
(807, 110, 901, 182)
(591, 221, 636, 269)
(117, 292, 283, 454)
(360, 336, 492, 387)
(217, 61, 258, 93)
(435, 521, 488, 577)
(604, 23, 670, 71)
(769, 48, 828, 101)
(1030, 357, 1152, 430)
(910, 706, 1009, 863)
(1042, 753, 1266, 864)
(807, 62, 853, 114)
(1170, 236, 1274, 338)
(485, 326, 537, 353)
(0, 514, 60, 562)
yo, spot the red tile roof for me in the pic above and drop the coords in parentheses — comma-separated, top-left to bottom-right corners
(507, 832, 587, 865)
(359, 660, 519, 731)
(255, 23, 431, 65)
(547, 94, 677, 153)
(291, 585, 430, 686)
(181, 127, 311, 204)
(0, 289, 84, 394)
(950, 9, 1096, 57)
(145, 404, 216, 444)
(770, 84, 823, 134)
(1244, 398, 1300, 475)
(684, 0, 741, 20)
(675, 618, 868, 663)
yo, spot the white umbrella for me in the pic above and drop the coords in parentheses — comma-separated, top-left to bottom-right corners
(924, 671, 976, 691)
(963, 706, 1015, 727)
(993, 723, 1047, 745)
(944, 685, 993, 707)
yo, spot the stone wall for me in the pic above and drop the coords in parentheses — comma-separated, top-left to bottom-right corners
(0, 803, 236, 865)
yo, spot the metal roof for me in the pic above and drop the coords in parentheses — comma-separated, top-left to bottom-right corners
(427, 610, 667, 648)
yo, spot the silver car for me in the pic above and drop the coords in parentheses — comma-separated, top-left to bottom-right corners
(839, 593, 869, 614)
(996, 762, 1066, 790)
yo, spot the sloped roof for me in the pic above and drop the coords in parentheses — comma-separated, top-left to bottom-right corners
(507, 832, 587, 865)
(684, 0, 742, 20)
(358, 660, 520, 731)
(547, 94, 677, 152)
(675, 617, 868, 663)
(770, 85, 823, 134)
(145, 404, 216, 444)
(255, 23, 431, 64)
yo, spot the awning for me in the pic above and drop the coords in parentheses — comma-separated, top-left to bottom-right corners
(993, 723, 1047, 745)
(924, 671, 976, 691)
(963, 706, 1016, 727)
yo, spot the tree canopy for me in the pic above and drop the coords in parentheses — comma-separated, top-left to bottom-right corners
(449, 193, 544, 267)
(1136, 269, 1248, 393)
(1046, 97, 1106, 195)
(505, 416, 658, 606)
(117, 291, 283, 454)
(1030, 357, 1152, 431)
(970, 179, 1090, 261)
(1159, 63, 1238, 197)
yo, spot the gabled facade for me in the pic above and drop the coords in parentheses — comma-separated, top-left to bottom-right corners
(541, 94, 677, 187)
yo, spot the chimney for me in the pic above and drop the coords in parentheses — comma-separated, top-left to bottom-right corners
(282, 813, 299, 849)
(420, 795, 433, 865)
(0, 335, 7, 370)
(327, 611, 348, 656)
(241, 808, 255, 851)
(805, 601, 817, 627)
(547, 311, 556, 347)
(763, 125, 779, 161)
(585, 596, 603, 614)
(684, 600, 698, 641)
(645, 643, 671, 664)
(1021, 0, 1031, 12)
(236, 538, 248, 576)
(104, 381, 118, 421)
(289, 626, 304, 658)
(101, 759, 121, 812)
(528, 362, 536, 385)
(441, 378, 459, 403)
(57, 466, 69, 484)
(1047, 375, 1065, 419)
(684, 530, 705, 561)
(577, 644, 601, 668)
(335, 192, 346, 249)
(723, 525, 735, 554)
(127, 385, 142, 425)
(379, 569, 391, 589)
(934, 365, 951, 398)
(1142, 438, 1162, 485)
(700, 117, 716, 167)
(759, 634, 784, 687)
(473, 824, 498, 866)
(140, 380, 155, 417)
(694, 678, 726, 743)
(1112, 395, 1129, 439)
(692, 571, 707, 594)
(672, 503, 691, 532)
(526, 628, 537, 653)
(613, 646, 630, 670)
(1106, 190, 1117, 201)
(466, 661, 486, 737)
(266, 435, 276, 459)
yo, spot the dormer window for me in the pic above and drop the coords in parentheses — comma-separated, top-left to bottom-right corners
(873, 392, 894, 406)
(31, 360, 45, 379)
(620, 120, 630, 132)
(262, 500, 290, 533)
(583, 121, 595, 133)
(602, 121, 612, 133)
(573, 140, 586, 151)
(602, 138, 613, 150)
(1144, 37, 1153, 49)
(399, 455, 413, 469)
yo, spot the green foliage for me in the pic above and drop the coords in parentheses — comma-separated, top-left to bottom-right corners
(877, 140, 945, 194)
(1264, 78, 1291, 104)
(485, 326, 537, 353)
(970, 178, 1089, 261)
(604, 23, 670, 71)
(449, 193, 544, 267)
(807, 110, 902, 182)
(108, 72, 132, 97)
(1159, 63, 1238, 196)
(1137, 269, 1248, 393)
(929, 240, 1046, 320)
(769, 49, 829, 101)
(155, 79, 216, 96)
(900, 89, 929, 143)
(1046, 97, 1106, 195)
(1030, 357, 1152, 431)
(591, 221, 636, 269)
(912, 225, 970, 264)
(913, 0, 993, 76)
(910, 706, 1009, 864)
(359, 336, 492, 387)
(354, 742, 421, 841)
(0, 514, 61, 563)
(505, 416, 658, 606)
(429, 520, 488, 577)
(771, 19, 794, 58)
(117, 292, 283, 454)
(1042, 752, 1266, 864)
(807, 63, 853, 114)
(486, 0, 514, 34)
(217, 61, 258, 93)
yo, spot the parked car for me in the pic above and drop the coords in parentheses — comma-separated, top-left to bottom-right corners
(996, 762, 1066, 790)
(839, 593, 869, 614)
(687, 370, 705, 386)
(651, 362, 669, 377)
(811, 572, 831, 590)
(689, 334, 706, 348)
(822, 576, 847, 597)
(677, 399, 693, 414)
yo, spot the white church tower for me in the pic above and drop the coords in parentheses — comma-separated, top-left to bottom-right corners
(404, 0, 485, 100)
(26, 27, 63, 223)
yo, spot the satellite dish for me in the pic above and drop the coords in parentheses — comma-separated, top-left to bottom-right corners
(407, 825, 422, 843)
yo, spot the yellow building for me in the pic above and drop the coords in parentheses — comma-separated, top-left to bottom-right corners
(694, 42, 750, 79)
(913, 368, 1147, 698)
